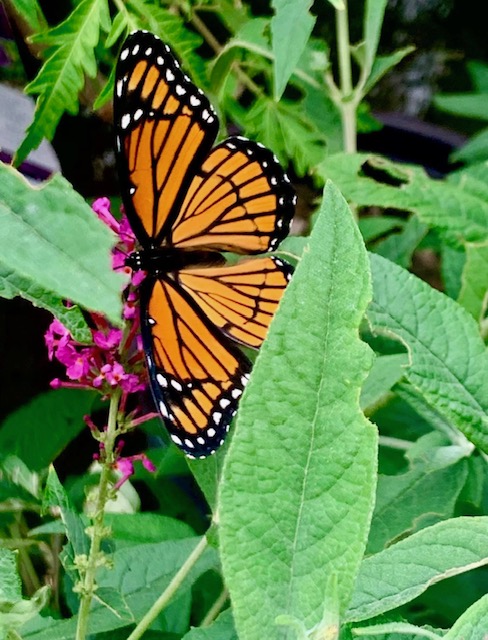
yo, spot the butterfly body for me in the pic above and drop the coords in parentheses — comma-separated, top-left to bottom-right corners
(115, 31, 296, 457)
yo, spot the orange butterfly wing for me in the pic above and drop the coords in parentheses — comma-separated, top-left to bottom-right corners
(140, 275, 251, 457)
(115, 31, 296, 457)
(177, 257, 293, 349)
(114, 31, 219, 245)
(170, 137, 296, 254)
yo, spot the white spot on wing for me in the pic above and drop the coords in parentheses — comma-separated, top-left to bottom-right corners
(171, 379, 183, 391)
(157, 373, 168, 387)
(207, 428, 216, 437)
(120, 48, 129, 61)
(134, 108, 143, 121)
(175, 85, 186, 95)
(190, 95, 201, 107)
(166, 68, 175, 82)
(116, 79, 124, 97)
(121, 114, 131, 129)
(159, 401, 169, 418)
(185, 439, 195, 449)
(171, 434, 182, 445)
(145, 47, 152, 56)
(132, 44, 140, 55)
(197, 437, 205, 445)
(231, 388, 242, 399)
(157, 56, 164, 65)
(220, 398, 231, 409)
(213, 412, 222, 425)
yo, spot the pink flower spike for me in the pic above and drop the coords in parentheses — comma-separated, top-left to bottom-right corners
(84, 415, 99, 433)
(66, 354, 91, 381)
(50, 378, 62, 389)
(92, 198, 119, 233)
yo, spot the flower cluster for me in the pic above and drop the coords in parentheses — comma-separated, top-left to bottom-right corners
(45, 198, 157, 486)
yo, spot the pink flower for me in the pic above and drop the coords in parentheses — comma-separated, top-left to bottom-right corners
(93, 329, 122, 350)
(92, 197, 120, 234)
(113, 453, 156, 490)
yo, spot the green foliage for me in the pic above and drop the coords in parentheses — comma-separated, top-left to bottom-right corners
(15, 0, 111, 166)
(1, 2, 487, 639)
(0, 164, 123, 324)
(219, 183, 377, 638)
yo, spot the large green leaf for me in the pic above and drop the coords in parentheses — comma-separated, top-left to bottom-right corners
(270, 0, 315, 100)
(219, 182, 377, 639)
(15, 0, 111, 164)
(318, 154, 488, 247)
(0, 389, 95, 471)
(367, 253, 488, 453)
(0, 165, 124, 323)
(346, 516, 488, 622)
(182, 609, 237, 639)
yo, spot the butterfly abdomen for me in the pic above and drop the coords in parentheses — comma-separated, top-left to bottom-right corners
(125, 248, 225, 274)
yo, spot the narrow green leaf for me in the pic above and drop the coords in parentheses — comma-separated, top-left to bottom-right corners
(363, 46, 415, 94)
(346, 516, 488, 622)
(42, 467, 90, 582)
(271, 0, 316, 100)
(8, 0, 46, 31)
(457, 242, 488, 324)
(0, 548, 22, 601)
(363, 0, 389, 75)
(367, 253, 488, 453)
(219, 182, 377, 638)
(15, 0, 111, 164)
(0, 389, 95, 471)
(444, 593, 488, 638)
(319, 153, 488, 247)
(0, 165, 124, 323)
(434, 93, 488, 121)
(441, 244, 465, 300)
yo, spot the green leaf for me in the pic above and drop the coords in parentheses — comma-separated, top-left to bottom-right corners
(358, 216, 405, 244)
(8, 0, 46, 31)
(373, 215, 428, 268)
(318, 153, 488, 247)
(0, 165, 124, 323)
(363, 46, 415, 94)
(182, 609, 237, 639)
(367, 253, 488, 453)
(0, 264, 91, 342)
(452, 126, 488, 164)
(104, 513, 194, 545)
(467, 60, 488, 92)
(441, 244, 465, 299)
(434, 93, 488, 121)
(22, 538, 218, 639)
(346, 516, 488, 622)
(363, 0, 389, 76)
(0, 586, 50, 635)
(244, 97, 327, 176)
(444, 593, 488, 639)
(367, 452, 469, 554)
(124, 0, 206, 87)
(0, 549, 21, 601)
(42, 467, 90, 582)
(271, 0, 316, 100)
(457, 242, 488, 324)
(15, 0, 111, 164)
(0, 390, 95, 471)
(219, 182, 377, 638)
(360, 353, 408, 412)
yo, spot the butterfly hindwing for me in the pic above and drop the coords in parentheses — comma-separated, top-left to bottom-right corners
(140, 275, 251, 457)
(177, 257, 293, 349)
(170, 136, 297, 254)
(114, 31, 219, 246)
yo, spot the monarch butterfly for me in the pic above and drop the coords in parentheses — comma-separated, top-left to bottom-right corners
(114, 31, 296, 458)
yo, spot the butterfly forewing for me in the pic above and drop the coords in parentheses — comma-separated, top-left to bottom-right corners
(170, 137, 296, 254)
(114, 31, 219, 246)
(140, 276, 251, 457)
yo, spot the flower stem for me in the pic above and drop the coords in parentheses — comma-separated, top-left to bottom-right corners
(126, 535, 209, 640)
(201, 587, 229, 627)
(75, 387, 121, 640)
(335, 1, 357, 153)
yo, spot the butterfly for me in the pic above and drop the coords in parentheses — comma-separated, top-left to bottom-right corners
(114, 30, 296, 458)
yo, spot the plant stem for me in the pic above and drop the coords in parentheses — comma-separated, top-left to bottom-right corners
(126, 535, 209, 640)
(201, 587, 229, 626)
(335, 1, 357, 153)
(75, 387, 121, 640)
